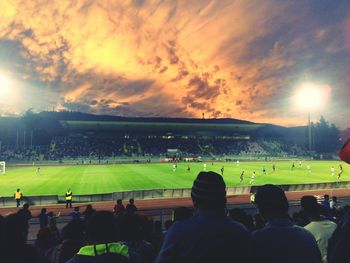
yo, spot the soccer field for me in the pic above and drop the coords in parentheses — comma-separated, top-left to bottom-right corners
(0, 161, 348, 196)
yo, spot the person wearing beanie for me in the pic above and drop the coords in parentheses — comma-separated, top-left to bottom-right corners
(252, 184, 322, 263)
(156, 171, 253, 263)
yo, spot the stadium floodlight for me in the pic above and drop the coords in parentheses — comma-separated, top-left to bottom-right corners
(0, 74, 11, 97)
(293, 82, 331, 152)
(294, 83, 330, 112)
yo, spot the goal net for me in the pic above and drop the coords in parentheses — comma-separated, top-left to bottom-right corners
(0, 161, 5, 174)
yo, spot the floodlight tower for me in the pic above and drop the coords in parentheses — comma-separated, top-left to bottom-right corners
(295, 83, 326, 152)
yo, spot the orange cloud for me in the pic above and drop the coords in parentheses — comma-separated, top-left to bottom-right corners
(0, 0, 348, 127)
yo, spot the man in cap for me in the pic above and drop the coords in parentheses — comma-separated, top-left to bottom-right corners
(156, 171, 253, 263)
(252, 184, 322, 263)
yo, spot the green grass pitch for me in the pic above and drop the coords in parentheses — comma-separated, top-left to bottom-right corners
(0, 161, 348, 196)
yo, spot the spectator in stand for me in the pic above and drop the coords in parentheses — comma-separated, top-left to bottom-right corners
(126, 198, 137, 214)
(70, 207, 81, 221)
(82, 204, 96, 222)
(322, 195, 331, 210)
(252, 184, 322, 263)
(303, 196, 337, 262)
(48, 211, 61, 242)
(45, 219, 86, 263)
(114, 199, 126, 216)
(35, 226, 56, 262)
(118, 213, 156, 263)
(330, 196, 338, 210)
(156, 171, 253, 263)
(17, 203, 32, 223)
(39, 207, 48, 229)
(67, 211, 130, 263)
(1, 213, 38, 263)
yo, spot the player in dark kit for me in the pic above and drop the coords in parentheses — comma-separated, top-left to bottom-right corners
(187, 165, 191, 172)
(291, 162, 295, 170)
(221, 166, 224, 176)
(272, 164, 276, 173)
(262, 166, 266, 175)
(338, 164, 344, 179)
(239, 171, 244, 183)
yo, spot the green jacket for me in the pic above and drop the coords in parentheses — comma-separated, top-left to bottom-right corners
(66, 242, 130, 263)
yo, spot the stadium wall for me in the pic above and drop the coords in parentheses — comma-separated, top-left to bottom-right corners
(1, 182, 349, 207)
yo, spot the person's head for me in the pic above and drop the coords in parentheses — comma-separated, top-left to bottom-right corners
(67, 188, 71, 192)
(85, 204, 93, 211)
(86, 211, 117, 244)
(23, 203, 29, 210)
(302, 198, 322, 220)
(74, 207, 79, 212)
(41, 208, 47, 214)
(4, 213, 29, 245)
(17, 188, 20, 192)
(324, 194, 330, 201)
(301, 195, 318, 211)
(191, 171, 226, 213)
(255, 184, 289, 221)
(117, 199, 123, 205)
(332, 196, 337, 202)
(129, 198, 134, 204)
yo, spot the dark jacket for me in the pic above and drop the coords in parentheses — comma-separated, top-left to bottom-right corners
(156, 212, 253, 263)
(252, 218, 322, 263)
(66, 242, 130, 263)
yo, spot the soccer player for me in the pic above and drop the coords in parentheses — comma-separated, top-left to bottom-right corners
(262, 166, 266, 175)
(306, 165, 311, 173)
(249, 171, 256, 184)
(221, 166, 224, 176)
(299, 160, 302, 168)
(187, 165, 191, 172)
(291, 162, 295, 170)
(36, 167, 41, 175)
(236, 160, 240, 166)
(173, 163, 177, 172)
(203, 163, 207, 171)
(272, 164, 276, 173)
(331, 166, 335, 176)
(239, 171, 244, 183)
(338, 164, 343, 179)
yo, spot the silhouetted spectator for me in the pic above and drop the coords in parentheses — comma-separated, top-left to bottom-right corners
(152, 221, 163, 253)
(126, 198, 137, 214)
(67, 211, 129, 262)
(17, 203, 32, 223)
(173, 207, 192, 222)
(229, 208, 255, 231)
(1, 213, 38, 263)
(330, 196, 338, 210)
(114, 199, 126, 216)
(156, 171, 253, 263)
(252, 184, 322, 263)
(39, 207, 48, 229)
(297, 195, 318, 226)
(70, 207, 81, 221)
(322, 195, 331, 210)
(48, 211, 60, 242)
(304, 196, 337, 262)
(83, 204, 96, 222)
(119, 213, 156, 263)
(45, 220, 86, 263)
(35, 226, 56, 262)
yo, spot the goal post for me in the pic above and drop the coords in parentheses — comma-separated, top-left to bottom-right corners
(0, 161, 5, 174)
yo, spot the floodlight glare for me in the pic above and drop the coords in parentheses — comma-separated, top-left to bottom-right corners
(294, 83, 330, 112)
(0, 74, 11, 97)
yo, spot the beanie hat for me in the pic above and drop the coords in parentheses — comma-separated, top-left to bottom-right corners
(255, 184, 288, 212)
(191, 171, 226, 204)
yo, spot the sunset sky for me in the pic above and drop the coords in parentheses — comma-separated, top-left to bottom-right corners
(0, 0, 350, 128)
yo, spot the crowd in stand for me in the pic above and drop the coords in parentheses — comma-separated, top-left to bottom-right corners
(0, 135, 307, 162)
(1, 172, 347, 262)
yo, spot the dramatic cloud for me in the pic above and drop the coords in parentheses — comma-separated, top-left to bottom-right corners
(0, 0, 349, 127)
